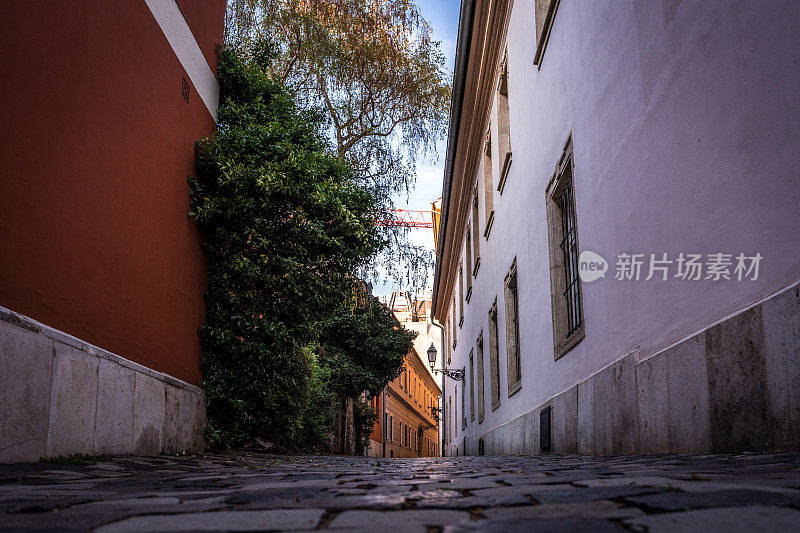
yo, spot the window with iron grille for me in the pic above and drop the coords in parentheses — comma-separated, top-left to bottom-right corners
(546, 134, 585, 359)
(488, 300, 501, 410)
(504, 259, 522, 395)
(476, 332, 486, 422)
(465, 227, 473, 302)
(468, 349, 475, 421)
(560, 180, 581, 335)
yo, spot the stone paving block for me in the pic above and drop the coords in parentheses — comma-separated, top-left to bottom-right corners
(0, 495, 95, 513)
(470, 483, 575, 506)
(430, 477, 504, 489)
(415, 485, 531, 508)
(226, 486, 329, 506)
(529, 485, 658, 504)
(95, 358, 135, 455)
(444, 516, 625, 532)
(493, 473, 548, 485)
(656, 480, 800, 494)
(240, 479, 343, 492)
(482, 499, 644, 519)
(96, 508, 326, 532)
(622, 488, 800, 512)
(0, 318, 53, 463)
(287, 492, 410, 511)
(624, 505, 800, 533)
(46, 341, 99, 457)
(328, 509, 471, 532)
(573, 476, 684, 488)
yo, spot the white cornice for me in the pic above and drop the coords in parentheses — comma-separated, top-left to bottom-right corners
(434, 0, 514, 320)
(144, 0, 220, 121)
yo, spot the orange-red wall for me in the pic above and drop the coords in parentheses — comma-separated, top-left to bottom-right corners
(369, 395, 383, 445)
(0, 1, 225, 386)
(177, 0, 224, 75)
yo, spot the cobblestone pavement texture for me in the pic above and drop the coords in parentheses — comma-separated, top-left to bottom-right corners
(2, 453, 800, 532)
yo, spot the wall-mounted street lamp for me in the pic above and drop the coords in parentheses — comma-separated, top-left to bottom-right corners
(427, 342, 462, 457)
(427, 343, 464, 381)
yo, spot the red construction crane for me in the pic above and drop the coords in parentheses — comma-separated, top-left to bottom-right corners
(375, 209, 433, 228)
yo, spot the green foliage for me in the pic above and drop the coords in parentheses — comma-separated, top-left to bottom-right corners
(190, 43, 387, 449)
(319, 294, 415, 398)
(225, 0, 449, 294)
(353, 397, 378, 456)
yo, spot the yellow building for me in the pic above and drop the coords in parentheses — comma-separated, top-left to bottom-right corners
(379, 347, 441, 458)
(368, 292, 442, 458)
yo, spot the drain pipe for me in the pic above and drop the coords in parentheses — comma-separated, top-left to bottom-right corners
(430, 319, 446, 457)
(381, 386, 387, 458)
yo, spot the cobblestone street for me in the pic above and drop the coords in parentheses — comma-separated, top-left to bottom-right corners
(2, 453, 800, 532)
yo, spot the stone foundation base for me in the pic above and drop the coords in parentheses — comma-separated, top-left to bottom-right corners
(0, 306, 205, 463)
(461, 283, 800, 456)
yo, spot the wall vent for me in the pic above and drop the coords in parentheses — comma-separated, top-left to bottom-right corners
(540, 405, 552, 453)
(181, 77, 190, 103)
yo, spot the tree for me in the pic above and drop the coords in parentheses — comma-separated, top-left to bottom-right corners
(319, 293, 416, 398)
(225, 0, 451, 292)
(190, 42, 384, 448)
(318, 289, 416, 454)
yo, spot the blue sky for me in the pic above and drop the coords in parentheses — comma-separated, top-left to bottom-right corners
(401, 0, 460, 218)
(372, 0, 461, 297)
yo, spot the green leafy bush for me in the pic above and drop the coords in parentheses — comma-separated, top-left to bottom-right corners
(319, 294, 416, 399)
(190, 43, 382, 449)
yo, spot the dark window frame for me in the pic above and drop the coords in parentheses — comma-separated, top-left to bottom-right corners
(504, 258, 522, 396)
(476, 331, 486, 423)
(488, 299, 502, 411)
(546, 134, 585, 360)
(533, 0, 562, 68)
(468, 349, 476, 421)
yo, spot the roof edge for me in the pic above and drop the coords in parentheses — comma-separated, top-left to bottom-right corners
(432, 0, 475, 319)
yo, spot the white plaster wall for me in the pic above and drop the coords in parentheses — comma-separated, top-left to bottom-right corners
(0, 306, 205, 463)
(446, 0, 800, 453)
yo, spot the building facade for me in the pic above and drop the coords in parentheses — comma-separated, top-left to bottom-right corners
(0, 0, 225, 462)
(368, 293, 442, 458)
(434, 0, 800, 456)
